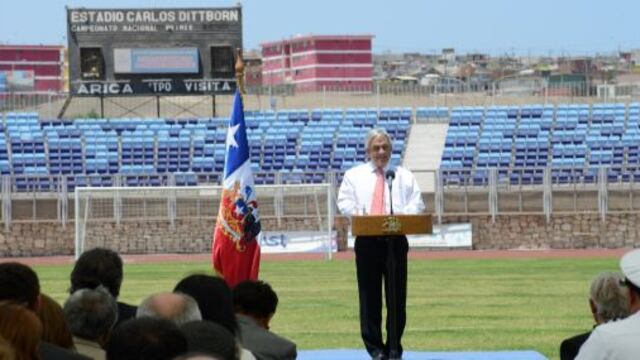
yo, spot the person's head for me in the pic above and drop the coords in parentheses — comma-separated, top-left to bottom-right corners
(174, 353, 224, 360)
(0, 302, 42, 360)
(180, 321, 238, 360)
(173, 275, 238, 335)
(0, 334, 15, 360)
(620, 249, 640, 313)
(365, 128, 392, 169)
(233, 280, 278, 330)
(588, 272, 630, 324)
(106, 317, 187, 360)
(0, 262, 40, 311)
(70, 248, 124, 298)
(63, 286, 117, 346)
(136, 292, 201, 326)
(36, 293, 75, 350)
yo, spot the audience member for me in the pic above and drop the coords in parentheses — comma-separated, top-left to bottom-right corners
(0, 334, 15, 360)
(233, 281, 297, 360)
(560, 271, 629, 360)
(64, 286, 118, 360)
(174, 354, 223, 360)
(37, 293, 76, 350)
(70, 248, 137, 327)
(136, 292, 201, 325)
(106, 317, 187, 360)
(174, 275, 255, 360)
(0, 301, 43, 360)
(576, 249, 640, 359)
(180, 321, 238, 360)
(0, 262, 89, 360)
(173, 275, 238, 335)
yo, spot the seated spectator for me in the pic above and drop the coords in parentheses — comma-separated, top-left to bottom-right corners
(233, 280, 297, 360)
(174, 354, 223, 360)
(136, 292, 201, 326)
(560, 271, 629, 360)
(70, 248, 137, 327)
(0, 334, 15, 359)
(180, 321, 238, 360)
(0, 262, 89, 360)
(174, 275, 254, 360)
(37, 293, 76, 350)
(0, 301, 43, 360)
(174, 275, 238, 335)
(106, 317, 187, 360)
(576, 249, 640, 359)
(64, 286, 118, 360)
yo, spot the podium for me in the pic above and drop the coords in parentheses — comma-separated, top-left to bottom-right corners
(350, 214, 432, 358)
(351, 214, 432, 237)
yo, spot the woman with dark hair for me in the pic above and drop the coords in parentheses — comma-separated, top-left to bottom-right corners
(174, 275, 255, 360)
(0, 302, 43, 360)
(174, 274, 238, 335)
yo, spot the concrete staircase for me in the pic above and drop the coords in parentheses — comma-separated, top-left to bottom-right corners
(402, 123, 449, 193)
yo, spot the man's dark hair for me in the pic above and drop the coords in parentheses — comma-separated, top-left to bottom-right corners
(173, 275, 238, 336)
(106, 317, 187, 360)
(180, 321, 237, 360)
(70, 248, 123, 298)
(0, 262, 40, 309)
(233, 280, 278, 318)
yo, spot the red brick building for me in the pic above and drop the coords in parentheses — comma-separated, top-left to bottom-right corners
(261, 35, 373, 92)
(0, 45, 64, 92)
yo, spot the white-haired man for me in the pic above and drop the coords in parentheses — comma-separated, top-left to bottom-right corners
(576, 249, 640, 359)
(560, 272, 629, 360)
(337, 127, 425, 360)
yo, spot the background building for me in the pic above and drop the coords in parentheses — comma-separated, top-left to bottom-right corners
(0, 45, 64, 92)
(261, 35, 373, 92)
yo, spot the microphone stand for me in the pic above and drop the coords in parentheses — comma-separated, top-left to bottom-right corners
(385, 172, 400, 358)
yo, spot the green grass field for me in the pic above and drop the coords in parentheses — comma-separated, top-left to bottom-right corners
(35, 256, 620, 360)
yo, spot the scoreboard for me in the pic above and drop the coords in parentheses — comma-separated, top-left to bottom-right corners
(66, 7, 242, 96)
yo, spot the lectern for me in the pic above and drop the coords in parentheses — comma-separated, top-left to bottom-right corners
(351, 214, 432, 237)
(351, 214, 432, 358)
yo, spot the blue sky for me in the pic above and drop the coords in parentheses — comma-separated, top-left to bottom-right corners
(1, 0, 638, 55)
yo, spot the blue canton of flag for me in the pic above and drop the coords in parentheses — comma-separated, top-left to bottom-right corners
(212, 89, 261, 286)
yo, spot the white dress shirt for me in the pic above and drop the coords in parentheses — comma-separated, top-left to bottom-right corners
(337, 162, 425, 216)
(575, 311, 640, 360)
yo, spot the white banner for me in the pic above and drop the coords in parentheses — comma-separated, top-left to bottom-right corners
(348, 223, 472, 249)
(258, 231, 337, 254)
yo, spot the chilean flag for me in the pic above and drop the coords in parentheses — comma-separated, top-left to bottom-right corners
(212, 90, 261, 287)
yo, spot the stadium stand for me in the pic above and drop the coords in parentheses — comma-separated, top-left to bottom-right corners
(0, 108, 410, 191)
(435, 102, 640, 186)
(5, 103, 639, 192)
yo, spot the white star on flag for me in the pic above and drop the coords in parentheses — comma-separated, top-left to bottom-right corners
(226, 123, 240, 150)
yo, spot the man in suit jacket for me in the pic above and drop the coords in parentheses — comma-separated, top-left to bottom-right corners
(233, 280, 296, 360)
(70, 248, 137, 327)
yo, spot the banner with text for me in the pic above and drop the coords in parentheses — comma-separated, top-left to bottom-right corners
(258, 231, 337, 254)
(68, 8, 240, 34)
(348, 223, 473, 249)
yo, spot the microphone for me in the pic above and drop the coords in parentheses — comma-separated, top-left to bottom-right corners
(385, 169, 395, 215)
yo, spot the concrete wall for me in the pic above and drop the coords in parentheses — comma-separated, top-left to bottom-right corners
(0, 217, 330, 257)
(2, 213, 639, 257)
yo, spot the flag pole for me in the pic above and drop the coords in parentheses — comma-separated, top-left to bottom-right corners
(235, 48, 246, 95)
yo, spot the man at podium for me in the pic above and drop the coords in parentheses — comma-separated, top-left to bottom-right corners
(337, 128, 425, 360)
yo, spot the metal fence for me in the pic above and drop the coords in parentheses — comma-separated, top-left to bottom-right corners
(3, 167, 640, 229)
(2, 81, 640, 118)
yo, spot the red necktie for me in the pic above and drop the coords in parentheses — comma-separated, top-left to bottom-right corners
(370, 168, 385, 215)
